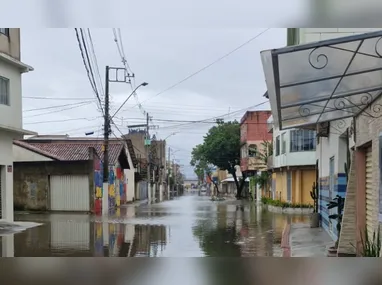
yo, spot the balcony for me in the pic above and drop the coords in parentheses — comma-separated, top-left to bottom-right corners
(241, 157, 267, 172)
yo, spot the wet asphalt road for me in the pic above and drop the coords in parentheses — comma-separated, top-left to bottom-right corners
(1, 194, 309, 257)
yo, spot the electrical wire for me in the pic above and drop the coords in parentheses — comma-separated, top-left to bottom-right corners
(24, 117, 101, 125)
(74, 28, 104, 115)
(24, 101, 93, 112)
(136, 28, 271, 105)
(24, 101, 93, 119)
(23, 96, 96, 101)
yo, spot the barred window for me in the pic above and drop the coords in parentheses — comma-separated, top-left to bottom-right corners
(0, 77, 10, 106)
(275, 136, 280, 156)
(290, 129, 316, 152)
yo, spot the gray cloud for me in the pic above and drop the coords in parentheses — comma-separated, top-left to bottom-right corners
(20, 26, 286, 177)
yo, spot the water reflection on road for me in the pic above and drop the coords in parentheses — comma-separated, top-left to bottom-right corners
(1, 195, 309, 257)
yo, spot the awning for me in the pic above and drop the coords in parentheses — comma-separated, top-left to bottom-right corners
(261, 30, 382, 130)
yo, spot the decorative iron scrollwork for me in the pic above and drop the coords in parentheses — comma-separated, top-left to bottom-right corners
(308, 47, 329, 70)
(333, 98, 347, 110)
(298, 105, 311, 117)
(335, 119, 347, 130)
(360, 92, 373, 105)
(374, 37, 382, 57)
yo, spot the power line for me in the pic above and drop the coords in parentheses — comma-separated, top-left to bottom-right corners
(24, 101, 93, 112)
(87, 29, 105, 97)
(23, 96, 96, 100)
(24, 117, 101, 125)
(74, 28, 104, 114)
(24, 101, 93, 118)
(137, 28, 271, 105)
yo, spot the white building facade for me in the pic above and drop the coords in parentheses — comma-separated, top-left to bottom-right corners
(289, 28, 381, 240)
(0, 28, 35, 222)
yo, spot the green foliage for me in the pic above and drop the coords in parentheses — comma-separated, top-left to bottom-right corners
(253, 172, 269, 190)
(201, 120, 240, 173)
(261, 197, 312, 209)
(191, 121, 244, 197)
(327, 195, 345, 247)
(360, 226, 381, 257)
(310, 182, 319, 213)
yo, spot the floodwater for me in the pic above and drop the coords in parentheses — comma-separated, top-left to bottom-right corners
(0, 194, 309, 257)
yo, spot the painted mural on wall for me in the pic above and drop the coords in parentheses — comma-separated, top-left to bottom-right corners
(94, 222, 104, 257)
(116, 167, 126, 204)
(94, 157, 103, 215)
(108, 167, 116, 209)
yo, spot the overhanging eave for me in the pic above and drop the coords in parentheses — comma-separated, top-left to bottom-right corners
(261, 30, 382, 130)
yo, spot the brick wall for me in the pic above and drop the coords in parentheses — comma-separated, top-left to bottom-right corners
(14, 160, 93, 211)
(241, 111, 272, 142)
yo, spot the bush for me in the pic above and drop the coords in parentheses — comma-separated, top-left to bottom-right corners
(261, 197, 312, 209)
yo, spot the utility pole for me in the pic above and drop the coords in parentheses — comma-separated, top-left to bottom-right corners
(103, 66, 110, 183)
(173, 159, 176, 196)
(167, 147, 171, 199)
(146, 112, 151, 202)
(102, 66, 110, 216)
(102, 65, 135, 215)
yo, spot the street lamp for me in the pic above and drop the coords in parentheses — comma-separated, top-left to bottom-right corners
(164, 132, 177, 141)
(111, 82, 148, 119)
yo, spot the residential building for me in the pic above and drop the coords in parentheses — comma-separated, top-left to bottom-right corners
(267, 113, 316, 204)
(261, 29, 382, 256)
(240, 110, 272, 175)
(0, 28, 35, 222)
(13, 136, 137, 213)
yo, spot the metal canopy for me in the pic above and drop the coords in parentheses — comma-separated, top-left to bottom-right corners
(261, 30, 382, 130)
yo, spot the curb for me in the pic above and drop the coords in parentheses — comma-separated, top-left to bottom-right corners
(281, 222, 291, 257)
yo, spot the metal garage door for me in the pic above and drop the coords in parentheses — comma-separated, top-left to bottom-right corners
(366, 147, 373, 236)
(50, 175, 90, 211)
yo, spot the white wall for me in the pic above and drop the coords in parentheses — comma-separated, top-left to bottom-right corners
(0, 60, 22, 130)
(272, 126, 316, 168)
(124, 144, 136, 202)
(316, 121, 351, 177)
(13, 144, 53, 162)
(0, 131, 15, 222)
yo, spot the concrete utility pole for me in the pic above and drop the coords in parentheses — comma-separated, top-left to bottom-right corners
(102, 66, 110, 215)
(102, 65, 136, 215)
(167, 147, 171, 199)
(146, 112, 151, 202)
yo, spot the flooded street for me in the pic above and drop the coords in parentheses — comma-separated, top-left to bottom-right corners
(1, 194, 309, 257)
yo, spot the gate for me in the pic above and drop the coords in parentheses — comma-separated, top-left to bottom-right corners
(138, 182, 148, 200)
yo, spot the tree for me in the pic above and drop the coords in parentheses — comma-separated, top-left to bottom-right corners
(190, 144, 220, 194)
(254, 140, 273, 197)
(191, 120, 246, 199)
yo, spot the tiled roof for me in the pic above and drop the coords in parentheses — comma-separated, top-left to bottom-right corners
(16, 140, 125, 165)
(13, 140, 61, 160)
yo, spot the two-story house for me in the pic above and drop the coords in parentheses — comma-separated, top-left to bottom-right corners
(240, 110, 272, 175)
(267, 112, 316, 205)
(0, 28, 35, 222)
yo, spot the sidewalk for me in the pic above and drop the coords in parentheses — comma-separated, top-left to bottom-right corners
(282, 223, 334, 257)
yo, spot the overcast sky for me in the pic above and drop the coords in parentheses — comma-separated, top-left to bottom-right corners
(20, 27, 287, 178)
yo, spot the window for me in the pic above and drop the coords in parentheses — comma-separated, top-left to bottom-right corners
(290, 129, 316, 152)
(0, 28, 9, 37)
(248, 144, 257, 157)
(281, 133, 286, 154)
(0, 77, 9, 105)
(275, 136, 280, 156)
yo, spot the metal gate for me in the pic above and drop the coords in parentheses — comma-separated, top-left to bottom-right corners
(138, 181, 148, 200)
(329, 156, 335, 234)
(366, 147, 373, 236)
(50, 175, 90, 211)
(287, 171, 292, 202)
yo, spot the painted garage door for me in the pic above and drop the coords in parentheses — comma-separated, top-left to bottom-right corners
(50, 175, 90, 211)
(365, 147, 374, 236)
